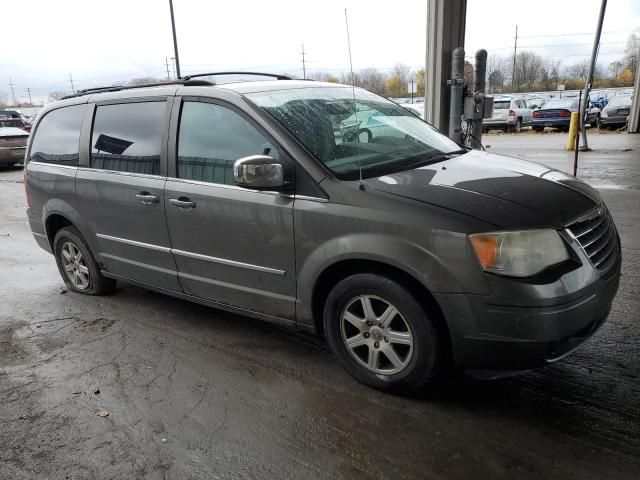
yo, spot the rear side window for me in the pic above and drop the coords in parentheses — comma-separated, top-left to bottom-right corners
(29, 105, 84, 166)
(91, 102, 165, 175)
(177, 101, 278, 185)
(494, 101, 511, 110)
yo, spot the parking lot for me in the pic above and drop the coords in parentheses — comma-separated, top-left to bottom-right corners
(1, 131, 639, 479)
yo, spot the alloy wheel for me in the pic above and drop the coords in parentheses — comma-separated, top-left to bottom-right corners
(340, 295, 414, 375)
(60, 241, 90, 290)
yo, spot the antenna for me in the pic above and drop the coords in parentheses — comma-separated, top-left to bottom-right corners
(344, 8, 364, 190)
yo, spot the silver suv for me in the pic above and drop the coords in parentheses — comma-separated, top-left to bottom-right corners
(25, 75, 621, 391)
(482, 95, 533, 132)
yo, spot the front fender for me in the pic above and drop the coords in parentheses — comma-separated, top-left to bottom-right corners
(296, 232, 477, 325)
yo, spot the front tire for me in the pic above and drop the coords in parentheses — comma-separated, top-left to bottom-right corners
(53, 226, 116, 295)
(324, 273, 441, 392)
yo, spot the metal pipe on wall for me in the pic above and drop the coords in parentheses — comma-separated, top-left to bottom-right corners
(449, 47, 465, 142)
(471, 49, 488, 148)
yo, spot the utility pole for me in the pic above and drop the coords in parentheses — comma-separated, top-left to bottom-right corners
(170, 57, 176, 79)
(26, 88, 33, 107)
(512, 25, 518, 92)
(301, 43, 307, 80)
(168, 0, 181, 78)
(165, 57, 171, 81)
(579, 0, 607, 151)
(9, 78, 17, 106)
(69, 73, 75, 93)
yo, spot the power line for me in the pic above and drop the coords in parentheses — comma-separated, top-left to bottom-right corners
(518, 29, 633, 39)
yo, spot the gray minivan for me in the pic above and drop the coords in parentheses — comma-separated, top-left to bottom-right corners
(25, 75, 621, 391)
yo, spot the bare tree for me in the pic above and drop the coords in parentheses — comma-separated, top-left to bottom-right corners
(564, 60, 590, 82)
(358, 68, 386, 95)
(609, 60, 624, 78)
(48, 91, 68, 102)
(623, 32, 639, 81)
(0, 91, 8, 109)
(512, 51, 544, 90)
(129, 77, 161, 86)
(486, 54, 507, 93)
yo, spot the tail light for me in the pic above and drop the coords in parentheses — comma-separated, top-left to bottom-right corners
(559, 110, 571, 117)
(533, 111, 541, 118)
(508, 109, 516, 117)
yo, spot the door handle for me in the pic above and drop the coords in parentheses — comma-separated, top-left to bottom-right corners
(169, 197, 196, 209)
(136, 192, 160, 204)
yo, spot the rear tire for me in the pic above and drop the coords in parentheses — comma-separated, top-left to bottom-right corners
(53, 226, 116, 295)
(324, 273, 441, 392)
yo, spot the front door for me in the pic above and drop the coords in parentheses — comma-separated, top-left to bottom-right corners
(164, 99, 296, 320)
(76, 100, 180, 291)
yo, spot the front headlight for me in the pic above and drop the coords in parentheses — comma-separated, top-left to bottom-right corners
(469, 229, 569, 277)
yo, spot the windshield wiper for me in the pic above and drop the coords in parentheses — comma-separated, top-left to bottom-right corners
(401, 149, 468, 170)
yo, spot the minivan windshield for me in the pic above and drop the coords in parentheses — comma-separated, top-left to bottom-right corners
(247, 86, 463, 180)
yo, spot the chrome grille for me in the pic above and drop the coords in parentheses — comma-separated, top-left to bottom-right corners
(567, 208, 618, 271)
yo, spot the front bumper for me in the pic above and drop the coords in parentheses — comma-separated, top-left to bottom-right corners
(599, 116, 627, 127)
(434, 240, 621, 371)
(483, 118, 515, 129)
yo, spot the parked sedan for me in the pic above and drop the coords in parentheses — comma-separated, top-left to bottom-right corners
(599, 95, 632, 129)
(0, 126, 29, 166)
(531, 98, 600, 131)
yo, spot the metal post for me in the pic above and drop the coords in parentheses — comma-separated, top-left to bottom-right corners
(512, 25, 518, 92)
(579, 0, 607, 150)
(449, 47, 465, 142)
(472, 49, 487, 149)
(168, 0, 181, 79)
(574, 90, 582, 176)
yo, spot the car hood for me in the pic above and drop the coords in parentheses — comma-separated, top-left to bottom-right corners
(366, 150, 601, 229)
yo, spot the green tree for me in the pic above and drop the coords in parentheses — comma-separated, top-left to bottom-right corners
(415, 69, 425, 96)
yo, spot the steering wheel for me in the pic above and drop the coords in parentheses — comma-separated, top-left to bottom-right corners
(343, 128, 373, 143)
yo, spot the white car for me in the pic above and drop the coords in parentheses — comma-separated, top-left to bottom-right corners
(482, 96, 533, 133)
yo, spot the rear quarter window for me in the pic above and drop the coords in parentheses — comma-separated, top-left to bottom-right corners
(29, 105, 84, 166)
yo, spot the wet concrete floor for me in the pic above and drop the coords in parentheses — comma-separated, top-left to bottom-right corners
(1, 132, 639, 479)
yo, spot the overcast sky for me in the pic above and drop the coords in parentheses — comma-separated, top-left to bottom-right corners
(2, 0, 639, 104)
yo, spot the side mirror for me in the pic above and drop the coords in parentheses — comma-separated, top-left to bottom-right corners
(233, 155, 285, 190)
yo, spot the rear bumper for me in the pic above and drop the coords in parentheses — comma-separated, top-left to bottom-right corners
(531, 118, 570, 128)
(0, 147, 26, 165)
(26, 207, 52, 253)
(435, 254, 621, 371)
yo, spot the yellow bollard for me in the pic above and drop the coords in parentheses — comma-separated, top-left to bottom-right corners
(566, 112, 580, 150)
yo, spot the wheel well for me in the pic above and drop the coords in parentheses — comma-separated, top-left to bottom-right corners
(45, 214, 73, 247)
(311, 259, 453, 364)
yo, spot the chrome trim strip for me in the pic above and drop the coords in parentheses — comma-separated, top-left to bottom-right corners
(76, 167, 166, 181)
(172, 248, 285, 276)
(178, 271, 294, 301)
(293, 194, 329, 203)
(96, 233, 171, 253)
(28, 161, 78, 170)
(166, 177, 281, 196)
(96, 233, 285, 275)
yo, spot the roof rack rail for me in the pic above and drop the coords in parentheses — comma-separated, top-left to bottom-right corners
(61, 79, 213, 100)
(181, 71, 292, 81)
